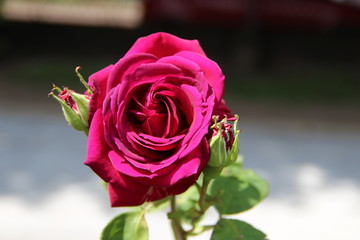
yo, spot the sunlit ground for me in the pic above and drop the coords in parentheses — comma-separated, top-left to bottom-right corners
(1, 100, 359, 240)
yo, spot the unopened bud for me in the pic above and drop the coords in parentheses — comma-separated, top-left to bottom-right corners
(49, 86, 90, 134)
(204, 114, 241, 179)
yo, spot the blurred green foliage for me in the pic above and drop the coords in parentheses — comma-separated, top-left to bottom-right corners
(225, 66, 360, 103)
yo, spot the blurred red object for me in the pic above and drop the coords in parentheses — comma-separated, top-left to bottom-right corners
(145, 0, 360, 29)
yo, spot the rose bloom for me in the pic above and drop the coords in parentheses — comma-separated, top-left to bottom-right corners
(85, 32, 231, 206)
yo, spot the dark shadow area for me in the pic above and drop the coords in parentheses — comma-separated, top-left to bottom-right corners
(1, 21, 359, 105)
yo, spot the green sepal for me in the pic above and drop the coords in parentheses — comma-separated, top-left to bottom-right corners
(100, 180, 108, 191)
(101, 211, 148, 240)
(208, 127, 227, 167)
(51, 93, 88, 132)
(76, 66, 93, 95)
(224, 115, 240, 166)
(224, 129, 240, 167)
(68, 91, 90, 125)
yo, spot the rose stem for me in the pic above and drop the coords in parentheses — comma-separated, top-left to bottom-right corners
(198, 179, 210, 214)
(187, 179, 211, 234)
(170, 195, 187, 240)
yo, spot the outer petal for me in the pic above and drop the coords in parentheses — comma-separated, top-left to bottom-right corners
(108, 182, 150, 207)
(85, 110, 147, 196)
(213, 99, 234, 119)
(88, 65, 113, 122)
(85, 109, 115, 182)
(125, 32, 206, 59)
(175, 51, 225, 104)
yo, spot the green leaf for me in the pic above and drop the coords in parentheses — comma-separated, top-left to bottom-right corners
(101, 211, 148, 240)
(209, 169, 269, 214)
(220, 161, 243, 177)
(211, 218, 266, 240)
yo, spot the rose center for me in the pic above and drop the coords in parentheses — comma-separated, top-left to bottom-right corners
(127, 84, 189, 139)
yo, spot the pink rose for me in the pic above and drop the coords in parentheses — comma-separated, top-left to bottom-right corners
(85, 32, 231, 207)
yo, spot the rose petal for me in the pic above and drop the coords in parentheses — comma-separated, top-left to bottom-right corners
(106, 53, 157, 93)
(127, 131, 183, 152)
(175, 51, 225, 103)
(126, 133, 169, 161)
(148, 138, 209, 187)
(88, 65, 113, 122)
(125, 32, 206, 59)
(146, 112, 167, 137)
(85, 109, 115, 182)
(85, 110, 145, 193)
(114, 138, 209, 188)
(157, 56, 211, 101)
(108, 182, 150, 207)
(213, 99, 233, 119)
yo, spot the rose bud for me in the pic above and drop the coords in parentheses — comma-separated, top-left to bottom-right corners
(50, 85, 90, 134)
(204, 115, 240, 180)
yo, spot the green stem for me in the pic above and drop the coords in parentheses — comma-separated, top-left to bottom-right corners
(198, 179, 210, 214)
(170, 196, 187, 240)
(187, 178, 211, 235)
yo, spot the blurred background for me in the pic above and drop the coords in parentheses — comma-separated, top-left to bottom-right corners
(0, 0, 360, 239)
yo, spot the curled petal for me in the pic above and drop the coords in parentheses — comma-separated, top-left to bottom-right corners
(147, 138, 210, 187)
(106, 53, 157, 93)
(175, 51, 225, 103)
(108, 138, 209, 188)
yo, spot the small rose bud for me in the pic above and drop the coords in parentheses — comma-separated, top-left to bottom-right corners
(49, 85, 90, 134)
(204, 115, 240, 180)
